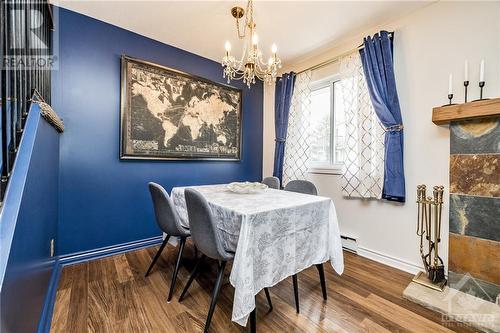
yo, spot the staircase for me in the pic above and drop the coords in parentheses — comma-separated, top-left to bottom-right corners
(0, 2, 64, 332)
(1, 0, 54, 202)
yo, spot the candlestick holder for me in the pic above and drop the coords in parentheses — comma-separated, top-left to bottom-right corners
(472, 81, 489, 102)
(464, 81, 469, 102)
(442, 94, 455, 107)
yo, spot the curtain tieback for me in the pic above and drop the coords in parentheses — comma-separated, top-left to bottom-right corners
(275, 138, 286, 143)
(384, 124, 404, 132)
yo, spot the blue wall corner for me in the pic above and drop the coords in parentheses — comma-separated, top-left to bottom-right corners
(0, 104, 60, 333)
(52, 7, 264, 255)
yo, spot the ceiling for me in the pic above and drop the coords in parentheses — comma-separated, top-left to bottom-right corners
(52, 1, 431, 65)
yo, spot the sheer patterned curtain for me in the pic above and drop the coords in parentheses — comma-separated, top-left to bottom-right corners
(339, 52, 384, 199)
(282, 70, 312, 185)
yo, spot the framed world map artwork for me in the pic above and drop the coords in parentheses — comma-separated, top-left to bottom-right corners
(120, 56, 242, 160)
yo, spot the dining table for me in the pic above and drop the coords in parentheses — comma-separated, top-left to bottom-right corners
(170, 183, 344, 329)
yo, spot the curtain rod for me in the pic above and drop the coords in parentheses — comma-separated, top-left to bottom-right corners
(295, 31, 393, 75)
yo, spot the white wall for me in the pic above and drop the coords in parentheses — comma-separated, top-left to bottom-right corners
(263, 1, 500, 273)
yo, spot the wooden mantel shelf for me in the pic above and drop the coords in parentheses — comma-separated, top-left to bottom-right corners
(432, 98, 500, 125)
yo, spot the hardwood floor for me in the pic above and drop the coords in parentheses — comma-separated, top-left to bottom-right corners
(50, 241, 478, 332)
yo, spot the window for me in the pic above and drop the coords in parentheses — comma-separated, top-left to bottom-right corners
(308, 77, 346, 174)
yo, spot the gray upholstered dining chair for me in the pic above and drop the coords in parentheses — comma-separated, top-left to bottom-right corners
(284, 179, 318, 195)
(146, 182, 192, 302)
(261, 176, 280, 189)
(284, 180, 327, 313)
(179, 188, 272, 333)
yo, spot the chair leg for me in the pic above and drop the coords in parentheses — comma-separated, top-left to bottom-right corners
(167, 237, 186, 302)
(179, 254, 204, 302)
(316, 264, 327, 300)
(263, 288, 273, 311)
(204, 261, 227, 333)
(145, 235, 170, 277)
(292, 274, 299, 313)
(248, 308, 256, 333)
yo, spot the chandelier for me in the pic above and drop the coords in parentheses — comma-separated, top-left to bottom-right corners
(222, 0, 281, 88)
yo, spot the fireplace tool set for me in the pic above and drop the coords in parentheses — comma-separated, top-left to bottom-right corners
(412, 185, 447, 291)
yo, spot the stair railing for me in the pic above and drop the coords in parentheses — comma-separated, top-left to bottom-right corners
(0, 0, 54, 203)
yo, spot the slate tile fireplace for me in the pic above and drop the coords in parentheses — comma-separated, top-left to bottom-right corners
(448, 117, 500, 304)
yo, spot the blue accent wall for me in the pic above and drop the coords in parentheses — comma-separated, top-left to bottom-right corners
(0, 104, 60, 332)
(52, 8, 263, 255)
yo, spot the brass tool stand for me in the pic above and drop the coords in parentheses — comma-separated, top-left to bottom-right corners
(413, 185, 447, 291)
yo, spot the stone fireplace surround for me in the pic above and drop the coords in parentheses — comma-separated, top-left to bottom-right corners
(404, 114, 499, 333)
(448, 117, 499, 303)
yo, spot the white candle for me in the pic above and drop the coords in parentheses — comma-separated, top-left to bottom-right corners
(271, 43, 277, 54)
(464, 60, 468, 81)
(479, 59, 485, 82)
(252, 33, 259, 45)
(448, 74, 453, 95)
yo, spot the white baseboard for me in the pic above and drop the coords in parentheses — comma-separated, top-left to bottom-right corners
(357, 246, 423, 275)
(60, 236, 163, 266)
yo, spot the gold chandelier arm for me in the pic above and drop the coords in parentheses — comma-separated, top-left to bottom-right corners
(254, 63, 268, 76)
(255, 54, 271, 70)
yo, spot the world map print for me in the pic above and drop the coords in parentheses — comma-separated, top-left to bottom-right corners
(120, 57, 242, 160)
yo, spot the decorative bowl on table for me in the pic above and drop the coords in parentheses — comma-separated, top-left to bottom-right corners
(226, 182, 268, 194)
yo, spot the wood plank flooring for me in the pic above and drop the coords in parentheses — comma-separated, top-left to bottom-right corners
(50, 241, 478, 332)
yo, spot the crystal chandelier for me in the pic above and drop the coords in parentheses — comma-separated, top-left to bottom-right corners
(222, 0, 281, 88)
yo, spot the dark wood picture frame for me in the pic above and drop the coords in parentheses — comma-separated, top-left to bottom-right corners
(120, 55, 242, 161)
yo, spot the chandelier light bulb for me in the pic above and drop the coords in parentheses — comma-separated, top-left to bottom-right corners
(271, 43, 277, 54)
(252, 33, 259, 45)
(225, 41, 231, 52)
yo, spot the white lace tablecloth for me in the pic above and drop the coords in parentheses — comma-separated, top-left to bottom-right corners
(171, 184, 344, 326)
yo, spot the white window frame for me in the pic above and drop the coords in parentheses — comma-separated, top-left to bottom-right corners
(308, 74, 344, 175)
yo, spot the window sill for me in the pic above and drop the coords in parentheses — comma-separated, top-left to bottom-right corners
(308, 165, 343, 175)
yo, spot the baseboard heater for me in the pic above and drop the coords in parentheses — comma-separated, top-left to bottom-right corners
(341, 235, 358, 253)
